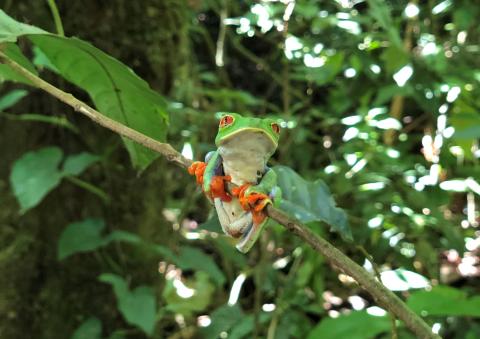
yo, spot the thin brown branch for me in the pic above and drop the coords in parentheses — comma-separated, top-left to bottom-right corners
(0, 51, 439, 339)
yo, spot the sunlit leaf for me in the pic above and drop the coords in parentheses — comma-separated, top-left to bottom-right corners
(99, 273, 156, 335)
(174, 246, 226, 286)
(163, 271, 214, 314)
(307, 311, 390, 339)
(71, 317, 102, 339)
(274, 166, 352, 241)
(408, 286, 480, 317)
(380, 269, 429, 291)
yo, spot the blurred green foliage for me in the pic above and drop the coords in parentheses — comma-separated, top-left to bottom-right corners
(0, 0, 479, 338)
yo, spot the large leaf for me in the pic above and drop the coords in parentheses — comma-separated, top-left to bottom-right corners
(10, 146, 63, 213)
(273, 166, 352, 241)
(407, 286, 480, 317)
(10, 147, 101, 213)
(0, 10, 169, 170)
(71, 317, 102, 339)
(307, 311, 390, 339)
(99, 273, 156, 335)
(30, 35, 168, 169)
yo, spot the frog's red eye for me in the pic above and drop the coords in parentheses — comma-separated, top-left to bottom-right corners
(271, 123, 280, 134)
(219, 115, 234, 128)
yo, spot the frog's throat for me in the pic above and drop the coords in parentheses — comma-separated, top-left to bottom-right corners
(216, 128, 278, 148)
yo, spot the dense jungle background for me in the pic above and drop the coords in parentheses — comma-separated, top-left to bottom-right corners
(0, 0, 479, 338)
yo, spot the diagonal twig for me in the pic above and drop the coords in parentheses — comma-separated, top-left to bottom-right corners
(0, 51, 439, 339)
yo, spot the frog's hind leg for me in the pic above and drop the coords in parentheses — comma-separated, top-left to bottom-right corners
(235, 218, 267, 253)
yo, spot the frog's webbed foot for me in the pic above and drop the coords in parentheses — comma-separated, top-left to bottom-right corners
(188, 161, 206, 185)
(189, 161, 232, 202)
(230, 184, 276, 253)
(232, 184, 271, 225)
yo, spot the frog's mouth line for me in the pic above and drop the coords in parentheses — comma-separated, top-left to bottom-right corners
(217, 127, 278, 148)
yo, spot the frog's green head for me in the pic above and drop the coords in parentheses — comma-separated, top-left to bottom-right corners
(215, 113, 281, 151)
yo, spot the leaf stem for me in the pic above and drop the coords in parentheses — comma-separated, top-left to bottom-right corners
(0, 50, 439, 339)
(64, 175, 110, 203)
(46, 0, 65, 36)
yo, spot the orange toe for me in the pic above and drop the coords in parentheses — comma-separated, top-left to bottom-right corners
(188, 161, 206, 185)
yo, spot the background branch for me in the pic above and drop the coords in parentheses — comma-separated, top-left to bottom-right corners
(0, 51, 439, 339)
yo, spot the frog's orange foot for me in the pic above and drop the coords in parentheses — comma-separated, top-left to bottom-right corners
(188, 161, 206, 185)
(247, 192, 271, 212)
(232, 184, 251, 210)
(210, 175, 232, 202)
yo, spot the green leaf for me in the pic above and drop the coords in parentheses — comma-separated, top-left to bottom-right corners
(32, 45, 59, 72)
(201, 304, 244, 339)
(163, 271, 214, 314)
(10, 146, 63, 213)
(10, 147, 104, 213)
(229, 313, 270, 339)
(58, 219, 145, 259)
(0, 10, 47, 42)
(407, 286, 480, 317)
(174, 246, 226, 286)
(453, 126, 480, 140)
(273, 166, 352, 241)
(0, 43, 37, 84)
(99, 273, 156, 335)
(367, 0, 402, 48)
(62, 152, 100, 176)
(307, 311, 390, 339)
(71, 317, 102, 339)
(381, 46, 409, 74)
(58, 218, 107, 260)
(29, 35, 168, 170)
(0, 89, 28, 111)
(311, 53, 345, 86)
(0, 10, 169, 170)
(380, 269, 429, 291)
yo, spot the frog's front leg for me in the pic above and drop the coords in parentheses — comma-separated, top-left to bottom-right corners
(188, 151, 232, 202)
(232, 169, 281, 252)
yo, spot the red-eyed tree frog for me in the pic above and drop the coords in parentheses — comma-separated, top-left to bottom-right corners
(188, 113, 282, 253)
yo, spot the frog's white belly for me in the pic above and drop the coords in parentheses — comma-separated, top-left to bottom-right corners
(215, 131, 273, 238)
(214, 198, 251, 238)
(218, 131, 271, 185)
